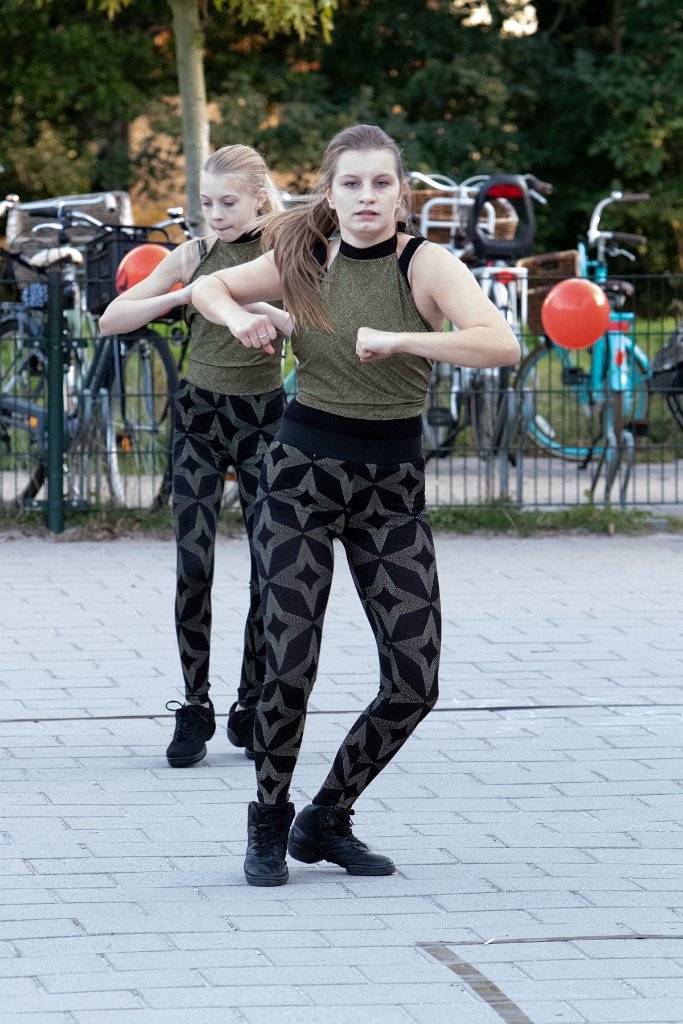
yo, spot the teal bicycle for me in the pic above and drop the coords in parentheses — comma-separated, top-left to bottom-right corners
(514, 190, 650, 463)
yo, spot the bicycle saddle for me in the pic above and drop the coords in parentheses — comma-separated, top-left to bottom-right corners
(603, 278, 634, 299)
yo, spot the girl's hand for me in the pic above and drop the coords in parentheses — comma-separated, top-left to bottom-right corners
(174, 278, 202, 305)
(227, 310, 277, 354)
(356, 327, 397, 363)
(244, 302, 295, 338)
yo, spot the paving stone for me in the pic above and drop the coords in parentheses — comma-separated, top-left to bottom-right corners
(2, 532, 683, 1022)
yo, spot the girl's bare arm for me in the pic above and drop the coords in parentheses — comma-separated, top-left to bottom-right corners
(192, 253, 284, 354)
(356, 241, 521, 367)
(98, 242, 196, 335)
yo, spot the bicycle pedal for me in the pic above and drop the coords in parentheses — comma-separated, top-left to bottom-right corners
(628, 420, 649, 438)
(426, 407, 453, 426)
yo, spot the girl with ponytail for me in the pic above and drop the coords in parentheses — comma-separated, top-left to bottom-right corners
(193, 124, 520, 886)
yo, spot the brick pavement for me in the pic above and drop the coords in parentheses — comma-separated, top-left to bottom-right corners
(1, 529, 683, 1023)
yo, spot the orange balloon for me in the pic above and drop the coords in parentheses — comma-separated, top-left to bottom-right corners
(541, 277, 611, 350)
(115, 243, 181, 294)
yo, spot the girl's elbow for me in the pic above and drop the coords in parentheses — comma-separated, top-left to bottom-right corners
(503, 337, 522, 366)
(98, 310, 116, 335)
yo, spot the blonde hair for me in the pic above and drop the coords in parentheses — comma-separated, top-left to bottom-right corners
(204, 144, 284, 216)
(262, 124, 411, 332)
(182, 144, 284, 281)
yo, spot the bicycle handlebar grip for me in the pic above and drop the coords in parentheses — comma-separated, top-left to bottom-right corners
(609, 231, 647, 246)
(621, 193, 650, 202)
(526, 174, 553, 196)
(28, 205, 63, 220)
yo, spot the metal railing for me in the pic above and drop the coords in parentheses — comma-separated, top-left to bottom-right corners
(2, 269, 683, 523)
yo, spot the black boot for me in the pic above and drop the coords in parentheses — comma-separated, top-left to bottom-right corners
(244, 801, 296, 887)
(165, 700, 216, 767)
(288, 804, 395, 876)
(227, 702, 256, 760)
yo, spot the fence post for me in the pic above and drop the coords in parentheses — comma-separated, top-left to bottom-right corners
(46, 268, 64, 533)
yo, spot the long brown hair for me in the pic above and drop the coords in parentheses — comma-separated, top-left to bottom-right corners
(262, 124, 411, 331)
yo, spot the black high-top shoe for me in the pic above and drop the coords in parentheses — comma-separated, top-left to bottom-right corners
(227, 702, 256, 759)
(165, 700, 216, 767)
(244, 801, 296, 887)
(288, 804, 395, 875)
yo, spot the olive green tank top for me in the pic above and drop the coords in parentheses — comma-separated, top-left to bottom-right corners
(185, 234, 282, 396)
(291, 234, 433, 419)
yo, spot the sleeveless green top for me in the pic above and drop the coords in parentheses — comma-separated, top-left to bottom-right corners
(185, 234, 282, 396)
(292, 235, 433, 420)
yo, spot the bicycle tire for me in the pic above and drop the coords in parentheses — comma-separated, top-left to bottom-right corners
(104, 329, 178, 508)
(470, 366, 510, 456)
(422, 361, 463, 460)
(0, 318, 48, 506)
(514, 340, 649, 462)
(665, 391, 683, 430)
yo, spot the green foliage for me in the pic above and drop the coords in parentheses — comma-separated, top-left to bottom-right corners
(2, 0, 173, 198)
(2, 502, 679, 539)
(4, 0, 683, 272)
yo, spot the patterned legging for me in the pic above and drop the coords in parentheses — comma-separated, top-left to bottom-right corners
(172, 381, 284, 705)
(252, 441, 441, 808)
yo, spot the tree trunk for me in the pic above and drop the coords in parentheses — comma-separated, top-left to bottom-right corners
(168, 0, 209, 235)
(671, 221, 683, 274)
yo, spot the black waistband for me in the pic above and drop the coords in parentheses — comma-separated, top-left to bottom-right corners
(279, 400, 423, 463)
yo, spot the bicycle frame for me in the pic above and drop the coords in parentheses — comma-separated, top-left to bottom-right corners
(515, 191, 650, 478)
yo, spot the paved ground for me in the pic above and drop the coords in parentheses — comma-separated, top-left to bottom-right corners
(2, 527, 683, 1024)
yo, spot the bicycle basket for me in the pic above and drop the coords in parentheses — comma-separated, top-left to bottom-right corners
(410, 189, 465, 246)
(5, 190, 134, 291)
(516, 250, 580, 335)
(85, 227, 174, 314)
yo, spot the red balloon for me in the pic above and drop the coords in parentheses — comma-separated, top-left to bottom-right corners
(115, 243, 180, 294)
(541, 277, 611, 350)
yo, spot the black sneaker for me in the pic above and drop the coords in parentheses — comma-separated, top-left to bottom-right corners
(165, 700, 216, 767)
(244, 801, 296, 887)
(227, 702, 256, 760)
(288, 803, 395, 875)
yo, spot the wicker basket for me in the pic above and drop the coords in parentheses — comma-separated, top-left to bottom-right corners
(5, 191, 134, 291)
(410, 189, 518, 246)
(516, 249, 580, 335)
(409, 189, 461, 244)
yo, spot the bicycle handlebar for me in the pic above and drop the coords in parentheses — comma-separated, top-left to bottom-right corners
(602, 230, 647, 247)
(524, 174, 553, 197)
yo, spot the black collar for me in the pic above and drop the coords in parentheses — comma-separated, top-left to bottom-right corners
(229, 229, 261, 244)
(338, 233, 398, 260)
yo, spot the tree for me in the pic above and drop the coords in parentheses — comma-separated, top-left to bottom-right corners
(3, 0, 171, 198)
(87, 0, 336, 230)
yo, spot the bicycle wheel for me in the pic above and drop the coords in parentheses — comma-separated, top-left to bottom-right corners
(470, 366, 510, 456)
(422, 362, 462, 459)
(665, 389, 683, 429)
(0, 318, 48, 505)
(514, 340, 648, 461)
(104, 329, 178, 507)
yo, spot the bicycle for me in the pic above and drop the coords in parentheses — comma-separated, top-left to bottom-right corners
(411, 171, 552, 459)
(514, 190, 650, 464)
(0, 194, 192, 508)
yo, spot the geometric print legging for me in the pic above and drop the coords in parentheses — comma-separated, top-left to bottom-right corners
(252, 440, 441, 808)
(171, 381, 284, 706)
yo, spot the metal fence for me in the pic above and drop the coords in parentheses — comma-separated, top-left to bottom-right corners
(2, 268, 683, 518)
